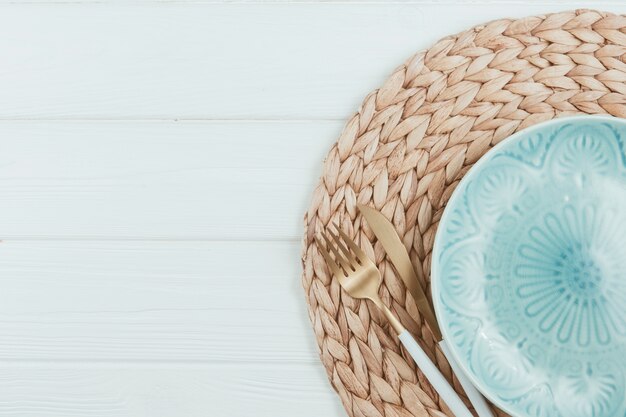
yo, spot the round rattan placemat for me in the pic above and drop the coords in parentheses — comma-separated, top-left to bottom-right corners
(302, 9, 626, 417)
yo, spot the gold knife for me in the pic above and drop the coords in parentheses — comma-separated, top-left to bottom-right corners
(358, 204, 494, 417)
(357, 204, 441, 340)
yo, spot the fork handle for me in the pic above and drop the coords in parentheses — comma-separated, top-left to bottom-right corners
(439, 340, 494, 417)
(398, 330, 473, 417)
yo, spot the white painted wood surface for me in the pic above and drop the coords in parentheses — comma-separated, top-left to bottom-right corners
(2, 2, 625, 416)
(0, 121, 336, 240)
(0, 2, 623, 121)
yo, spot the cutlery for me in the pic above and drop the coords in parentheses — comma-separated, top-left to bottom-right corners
(315, 226, 473, 417)
(358, 204, 494, 417)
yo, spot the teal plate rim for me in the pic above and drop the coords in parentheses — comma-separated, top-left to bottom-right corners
(431, 114, 626, 417)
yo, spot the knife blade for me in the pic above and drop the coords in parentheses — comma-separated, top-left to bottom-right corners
(358, 204, 442, 341)
(358, 204, 496, 417)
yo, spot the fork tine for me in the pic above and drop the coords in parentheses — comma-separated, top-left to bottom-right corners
(327, 228, 359, 270)
(321, 232, 353, 274)
(315, 236, 345, 279)
(334, 226, 369, 264)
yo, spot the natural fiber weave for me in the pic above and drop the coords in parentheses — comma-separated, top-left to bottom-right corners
(301, 9, 626, 417)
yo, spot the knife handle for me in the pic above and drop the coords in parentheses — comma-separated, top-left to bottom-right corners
(398, 330, 473, 417)
(439, 340, 495, 417)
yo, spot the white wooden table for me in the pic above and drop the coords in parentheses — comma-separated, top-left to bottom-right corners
(1, 2, 625, 416)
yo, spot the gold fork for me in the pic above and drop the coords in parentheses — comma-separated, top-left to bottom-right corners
(316, 226, 473, 417)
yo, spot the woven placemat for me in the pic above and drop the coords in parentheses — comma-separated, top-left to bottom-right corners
(302, 9, 626, 417)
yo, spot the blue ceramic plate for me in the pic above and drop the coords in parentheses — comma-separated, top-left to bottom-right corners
(431, 115, 626, 417)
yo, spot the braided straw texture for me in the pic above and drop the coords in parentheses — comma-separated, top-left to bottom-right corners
(301, 9, 626, 417)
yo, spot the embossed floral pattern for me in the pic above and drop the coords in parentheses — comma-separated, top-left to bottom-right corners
(515, 204, 626, 347)
(432, 117, 626, 417)
(554, 360, 623, 417)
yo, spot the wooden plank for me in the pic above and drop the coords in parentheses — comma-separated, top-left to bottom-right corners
(0, 240, 319, 363)
(0, 366, 342, 417)
(0, 3, 624, 119)
(0, 121, 337, 239)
